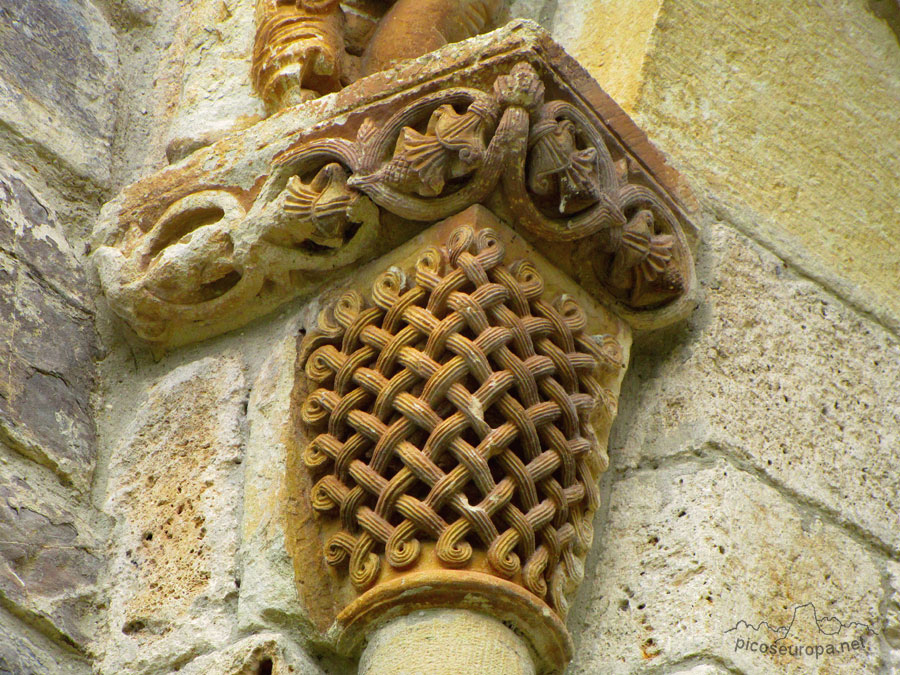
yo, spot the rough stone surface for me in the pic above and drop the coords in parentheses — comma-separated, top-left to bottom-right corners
(178, 632, 326, 675)
(0, 608, 91, 675)
(556, 0, 900, 330)
(882, 562, 900, 673)
(612, 223, 900, 555)
(0, 448, 105, 650)
(101, 0, 181, 190)
(508, 0, 557, 25)
(101, 356, 248, 674)
(0, 0, 117, 186)
(163, 0, 264, 162)
(0, 167, 100, 491)
(665, 666, 731, 675)
(238, 331, 321, 641)
(553, 0, 661, 113)
(568, 460, 884, 674)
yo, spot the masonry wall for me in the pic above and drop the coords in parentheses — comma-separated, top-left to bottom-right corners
(0, 1, 897, 674)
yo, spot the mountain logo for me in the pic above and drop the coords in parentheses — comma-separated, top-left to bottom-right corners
(725, 602, 878, 642)
(725, 602, 878, 660)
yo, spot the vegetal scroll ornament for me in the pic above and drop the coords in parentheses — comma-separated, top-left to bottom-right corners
(344, 62, 692, 314)
(95, 57, 695, 347)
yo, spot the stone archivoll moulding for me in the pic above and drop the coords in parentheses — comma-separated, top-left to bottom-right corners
(92, 20, 698, 674)
(92, 21, 697, 350)
(291, 205, 630, 673)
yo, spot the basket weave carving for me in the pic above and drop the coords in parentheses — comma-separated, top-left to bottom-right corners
(299, 223, 622, 617)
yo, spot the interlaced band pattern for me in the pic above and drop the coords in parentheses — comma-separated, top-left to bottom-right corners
(299, 224, 622, 616)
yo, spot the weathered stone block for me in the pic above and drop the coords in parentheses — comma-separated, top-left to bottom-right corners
(568, 461, 884, 673)
(0, 451, 105, 650)
(238, 332, 319, 640)
(667, 666, 732, 675)
(553, 0, 662, 113)
(0, 0, 117, 185)
(164, 0, 264, 162)
(556, 0, 900, 328)
(0, 169, 100, 491)
(178, 632, 326, 675)
(613, 223, 900, 554)
(0, 607, 91, 675)
(102, 356, 248, 674)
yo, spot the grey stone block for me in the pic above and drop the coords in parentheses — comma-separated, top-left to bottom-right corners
(0, 0, 117, 185)
(568, 460, 884, 674)
(0, 455, 105, 651)
(0, 170, 100, 491)
(613, 223, 900, 554)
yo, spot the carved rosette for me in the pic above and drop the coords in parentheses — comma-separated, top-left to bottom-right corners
(293, 207, 629, 670)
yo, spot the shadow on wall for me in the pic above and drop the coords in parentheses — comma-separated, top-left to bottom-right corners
(868, 0, 900, 44)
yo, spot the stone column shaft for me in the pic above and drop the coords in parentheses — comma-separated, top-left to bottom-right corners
(359, 610, 536, 675)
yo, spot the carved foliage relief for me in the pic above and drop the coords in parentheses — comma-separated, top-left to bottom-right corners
(92, 24, 700, 671)
(295, 212, 627, 622)
(95, 56, 696, 347)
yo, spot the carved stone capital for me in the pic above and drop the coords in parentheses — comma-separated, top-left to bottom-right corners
(92, 20, 702, 674)
(289, 205, 630, 673)
(93, 22, 698, 349)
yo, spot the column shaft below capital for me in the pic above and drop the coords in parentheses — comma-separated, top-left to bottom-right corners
(359, 609, 537, 675)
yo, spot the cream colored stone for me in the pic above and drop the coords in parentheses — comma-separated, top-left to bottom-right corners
(237, 330, 328, 641)
(554, 0, 662, 112)
(613, 223, 900, 554)
(558, 0, 900, 329)
(100, 356, 248, 673)
(508, 0, 556, 24)
(177, 632, 326, 675)
(360, 610, 536, 675)
(667, 667, 732, 675)
(568, 460, 884, 674)
(165, 0, 265, 161)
